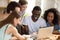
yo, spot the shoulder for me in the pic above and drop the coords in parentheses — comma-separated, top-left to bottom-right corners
(24, 16, 31, 20)
(39, 17, 46, 22)
(25, 16, 31, 19)
(7, 24, 17, 32)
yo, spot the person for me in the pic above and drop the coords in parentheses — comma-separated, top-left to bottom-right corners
(0, 1, 21, 40)
(22, 6, 47, 34)
(19, 0, 28, 17)
(44, 8, 59, 34)
(16, 0, 29, 35)
(7, 1, 21, 14)
(0, 11, 26, 40)
(0, 1, 20, 21)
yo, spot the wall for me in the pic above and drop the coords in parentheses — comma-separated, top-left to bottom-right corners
(36, 0, 60, 13)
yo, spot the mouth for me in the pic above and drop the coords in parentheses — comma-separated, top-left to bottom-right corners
(34, 16, 38, 20)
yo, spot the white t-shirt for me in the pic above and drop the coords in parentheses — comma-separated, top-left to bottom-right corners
(22, 16, 47, 34)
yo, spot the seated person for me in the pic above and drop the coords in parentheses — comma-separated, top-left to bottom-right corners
(16, 0, 29, 35)
(44, 8, 59, 34)
(22, 6, 47, 34)
(0, 1, 21, 40)
(0, 11, 26, 40)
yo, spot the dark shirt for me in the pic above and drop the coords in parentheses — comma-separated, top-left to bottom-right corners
(46, 22, 60, 31)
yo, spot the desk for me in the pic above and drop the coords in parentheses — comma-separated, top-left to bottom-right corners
(23, 35, 37, 40)
(53, 33, 60, 40)
(37, 27, 60, 40)
(37, 34, 60, 40)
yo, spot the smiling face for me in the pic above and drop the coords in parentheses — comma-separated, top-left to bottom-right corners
(20, 4, 27, 17)
(47, 12, 54, 23)
(32, 10, 41, 20)
(20, 4, 27, 12)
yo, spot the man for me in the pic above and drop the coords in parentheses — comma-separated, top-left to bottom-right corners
(22, 6, 47, 34)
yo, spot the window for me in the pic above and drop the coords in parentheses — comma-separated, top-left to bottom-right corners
(25, 0, 36, 16)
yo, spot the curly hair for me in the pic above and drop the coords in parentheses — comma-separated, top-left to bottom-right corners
(44, 8, 59, 25)
(32, 6, 41, 11)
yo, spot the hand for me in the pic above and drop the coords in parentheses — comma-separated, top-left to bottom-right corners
(30, 32, 37, 38)
(21, 35, 27, 40)
(9, 37, 17, 40)
(22, 35, 31, 38)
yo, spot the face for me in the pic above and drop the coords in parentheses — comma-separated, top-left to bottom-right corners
(15, 7, 20, 13)
(32, 10, 41, 20)
(14, 17, 21, 26)
(20, 4, 27, 12)
(47, 12, 54, 23)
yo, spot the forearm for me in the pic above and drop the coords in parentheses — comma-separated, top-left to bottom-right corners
(10, 37, 18, 40)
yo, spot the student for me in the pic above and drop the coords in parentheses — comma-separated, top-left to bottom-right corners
(17, 0, 29, 35)
(44, 8, 59, 34)
(22, 6, 47, 34)
(0, 1, 20, 21)
(0, 11, 26, 40)
(19, 0, 28, 17)
(7, 1, 20, 14)
(0, 1, 21, 40)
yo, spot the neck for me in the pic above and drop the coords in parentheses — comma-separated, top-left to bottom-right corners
(11, 23, 16, 27)
(49, 22, 54, 26)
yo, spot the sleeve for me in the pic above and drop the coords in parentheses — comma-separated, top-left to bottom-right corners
(40, 18, 47, 28)
(54, 25, 59, 30)
(22, 17, 28, 25)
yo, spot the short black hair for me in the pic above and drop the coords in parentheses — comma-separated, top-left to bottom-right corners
(19, 0, 28, 5)
(33, 6, 41, 11)
(7, 1, 20, 13)
(44, 8, 59, 25)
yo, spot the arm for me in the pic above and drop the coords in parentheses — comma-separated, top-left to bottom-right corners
(8, 26, 26, 40)
(53, 25, 59, 34)
(10, 37, 17, 40)
(40, 18, 47, 27)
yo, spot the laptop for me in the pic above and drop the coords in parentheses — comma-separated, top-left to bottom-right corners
(37, 27, 54, 39)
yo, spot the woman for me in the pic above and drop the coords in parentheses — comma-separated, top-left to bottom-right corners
(44, 8, 59, 34)
(0, 11, 26, 40)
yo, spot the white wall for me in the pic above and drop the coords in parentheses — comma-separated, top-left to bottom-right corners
(35, 0, 60, 14)
(55, 0, 60, 12)
(9, 0, 60, 14)
(25, 0, 36, 15)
